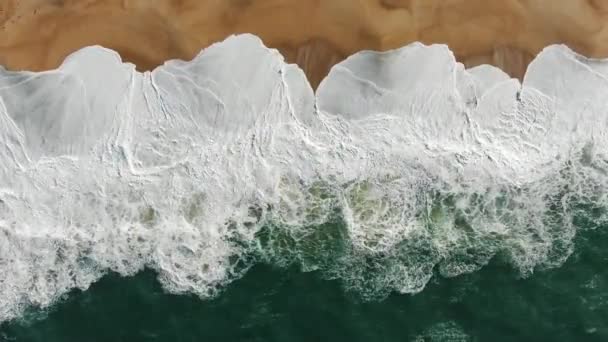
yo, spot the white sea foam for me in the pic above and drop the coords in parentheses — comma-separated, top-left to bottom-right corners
(1, 34, 608, 321)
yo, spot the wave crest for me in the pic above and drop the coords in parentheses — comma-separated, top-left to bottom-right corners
(1, 34, 607, 322)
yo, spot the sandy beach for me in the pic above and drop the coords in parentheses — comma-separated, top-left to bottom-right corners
(1, 0, 608, 87)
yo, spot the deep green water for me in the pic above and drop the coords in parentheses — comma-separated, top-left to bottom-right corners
(1, 222, 607, 342)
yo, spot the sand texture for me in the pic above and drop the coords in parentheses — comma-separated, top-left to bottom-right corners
(1, 0, 608, 87)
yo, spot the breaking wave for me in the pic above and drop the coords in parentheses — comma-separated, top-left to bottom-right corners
(1, 34, 608, 322)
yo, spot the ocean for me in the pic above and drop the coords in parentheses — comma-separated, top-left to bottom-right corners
(2, 220, 606, 341)
(2, 34, 608, 341)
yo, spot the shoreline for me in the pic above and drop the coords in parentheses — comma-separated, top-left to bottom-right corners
(1, 0, 607, 88)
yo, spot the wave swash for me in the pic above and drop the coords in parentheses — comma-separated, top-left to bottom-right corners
(1, 34, 608, 322)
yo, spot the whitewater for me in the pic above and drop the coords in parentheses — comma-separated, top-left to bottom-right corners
(1, 34, 607, 322)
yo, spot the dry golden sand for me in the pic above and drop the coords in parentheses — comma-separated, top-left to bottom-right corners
(1, 0, 608, 87)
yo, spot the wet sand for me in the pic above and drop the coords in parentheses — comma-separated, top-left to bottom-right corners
(1, 0, 608, 87)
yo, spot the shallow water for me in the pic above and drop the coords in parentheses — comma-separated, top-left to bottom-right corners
(2, 34, 608, 339)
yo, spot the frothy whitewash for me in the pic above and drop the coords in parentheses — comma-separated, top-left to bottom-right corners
(1, 34, 608, 322)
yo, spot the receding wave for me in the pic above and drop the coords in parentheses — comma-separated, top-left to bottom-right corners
(1, 33, 607, 322)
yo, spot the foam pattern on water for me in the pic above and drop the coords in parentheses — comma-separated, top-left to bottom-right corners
(1, 34, 608, 321)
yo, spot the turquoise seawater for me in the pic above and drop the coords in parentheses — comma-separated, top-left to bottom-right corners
(4, 35, 608, 341)
(1, 219, 606, 342)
